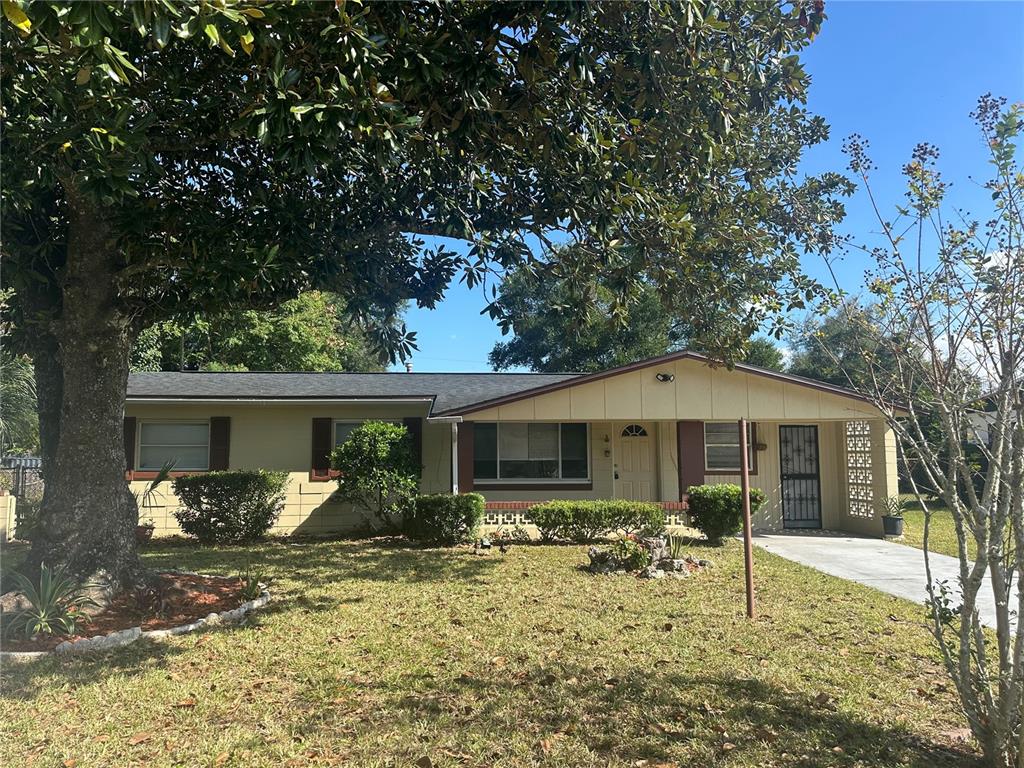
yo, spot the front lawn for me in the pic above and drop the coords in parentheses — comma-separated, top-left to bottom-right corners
(1, 539, 976, 767)
(899, 496, 974, 560)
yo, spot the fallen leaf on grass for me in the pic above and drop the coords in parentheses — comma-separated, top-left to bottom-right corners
(63, 760, 77, 768)
(172, 698, 197, 709)
(722, 742, 736, 752)
(415, 757, 433, 768)
(128, 732, 152, 746)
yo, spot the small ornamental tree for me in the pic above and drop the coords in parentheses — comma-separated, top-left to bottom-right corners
(330, 422, 419, 531)
(833, 96, 1023, 767)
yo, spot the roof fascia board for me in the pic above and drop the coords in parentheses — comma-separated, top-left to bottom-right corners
(125, 397, 436, 406)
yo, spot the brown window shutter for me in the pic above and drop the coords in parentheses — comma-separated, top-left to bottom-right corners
(123, 416, 137, 471)
(311, 417, 333, 479)
(676, 420, 705, 498)
(402, 417, 423, 468)
(209, 417, 231, 470)
(457, 422, 474, 493)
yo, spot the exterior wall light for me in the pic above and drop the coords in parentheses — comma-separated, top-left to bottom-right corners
(655, 372, 675, 383)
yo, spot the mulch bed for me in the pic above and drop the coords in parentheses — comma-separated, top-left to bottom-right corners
(2, 572, 245, 653)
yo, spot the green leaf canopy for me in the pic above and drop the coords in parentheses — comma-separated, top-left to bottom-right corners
(3, 0, 845, 358)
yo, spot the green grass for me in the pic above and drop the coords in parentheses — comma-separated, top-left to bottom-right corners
(899, 496, 975, 560)
(0, 539, 977, 767)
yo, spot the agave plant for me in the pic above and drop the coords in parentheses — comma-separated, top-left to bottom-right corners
(4, 565, 99, 639)
(136, 459, 176, 510)
(237, 562, 266, 602)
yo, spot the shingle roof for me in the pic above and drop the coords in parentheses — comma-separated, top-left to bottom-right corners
(126, 371, 581, 415)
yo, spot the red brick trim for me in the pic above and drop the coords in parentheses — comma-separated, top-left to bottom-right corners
(127, 470, 208, 481)
(309, 469, 341, 482)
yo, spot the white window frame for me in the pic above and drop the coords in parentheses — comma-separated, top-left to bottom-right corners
(473, 422, 591, 483)
(137, 420, 211, 471)
(703, 421, 755, 473)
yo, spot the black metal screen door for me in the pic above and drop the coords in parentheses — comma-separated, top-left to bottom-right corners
(779, 425, 822, 529)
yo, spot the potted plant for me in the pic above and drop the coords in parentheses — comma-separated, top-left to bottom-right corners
(879, 496, 905, 537)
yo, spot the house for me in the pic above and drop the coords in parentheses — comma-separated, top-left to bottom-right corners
(124, 350, 899, 537)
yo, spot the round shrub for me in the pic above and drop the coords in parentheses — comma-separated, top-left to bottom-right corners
(172, 470, 289, 544)
(405, 493, 485, 545)
(685, 483, 766, 546)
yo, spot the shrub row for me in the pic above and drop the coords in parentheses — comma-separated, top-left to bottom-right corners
(527, 499, 665, 542)
(405, 493, 485, 544)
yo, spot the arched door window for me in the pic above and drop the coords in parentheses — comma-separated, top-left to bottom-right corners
(620, 424, 648, 437)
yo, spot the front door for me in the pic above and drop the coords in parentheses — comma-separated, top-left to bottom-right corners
(614, 423, 655, 501)
(779, 425, 822, 529)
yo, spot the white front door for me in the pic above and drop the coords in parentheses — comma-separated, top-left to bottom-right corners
(614, 422, 656, 501)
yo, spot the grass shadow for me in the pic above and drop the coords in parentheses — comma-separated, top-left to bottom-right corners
(293, 659, 977, 767)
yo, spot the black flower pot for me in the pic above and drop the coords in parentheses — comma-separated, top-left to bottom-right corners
(882, 515, 904, 537)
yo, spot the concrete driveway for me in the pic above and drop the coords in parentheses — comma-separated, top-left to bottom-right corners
(752, 532, 1013, 629)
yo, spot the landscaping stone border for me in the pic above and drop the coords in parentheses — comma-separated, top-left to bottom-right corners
(0, 573, 269, 663)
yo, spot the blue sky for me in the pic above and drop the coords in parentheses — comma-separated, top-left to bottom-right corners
(394, 1, 1024, 373)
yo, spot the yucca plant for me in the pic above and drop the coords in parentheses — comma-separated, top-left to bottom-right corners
(4, 565, 98, 639)
(667, 534, 687, 560)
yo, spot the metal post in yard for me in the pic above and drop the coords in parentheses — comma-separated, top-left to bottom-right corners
(739, 418, 756, 619)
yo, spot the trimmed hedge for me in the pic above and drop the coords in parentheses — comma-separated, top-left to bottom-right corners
(685, 483, 766, 546)
(404, 493, 485, 544)
(172, 470, 289, 544)
(527, 499, 665, 542)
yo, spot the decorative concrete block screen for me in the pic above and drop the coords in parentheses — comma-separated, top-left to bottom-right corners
(484, 506, 531, 527)
(482, 501, 689, 529)
(845, 420, 874, 518)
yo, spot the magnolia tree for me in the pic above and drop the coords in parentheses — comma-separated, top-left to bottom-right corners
(1, 1, 848, 594)
(837, 96, 1023, 767)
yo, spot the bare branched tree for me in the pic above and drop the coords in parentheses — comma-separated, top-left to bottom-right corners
(830, 95, 1023, 767)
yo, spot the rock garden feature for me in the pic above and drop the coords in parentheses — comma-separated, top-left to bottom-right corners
(1, 570, 270, 661)
(586, 535, 712, 579)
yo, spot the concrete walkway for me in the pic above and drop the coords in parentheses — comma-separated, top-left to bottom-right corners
(752, 532, 1012, 629)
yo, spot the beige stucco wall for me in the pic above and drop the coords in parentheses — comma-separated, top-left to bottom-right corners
(126, 362, 898, 537)
(127, 402, 449, 537)
(1, 494, 16, 541)
(681, 421, 844, 531)
(466, 358, 884, 423)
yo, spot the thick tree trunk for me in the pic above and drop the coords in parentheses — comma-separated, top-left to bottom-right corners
(27, 191, 142, 597)
(32, 333, 62, 477)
